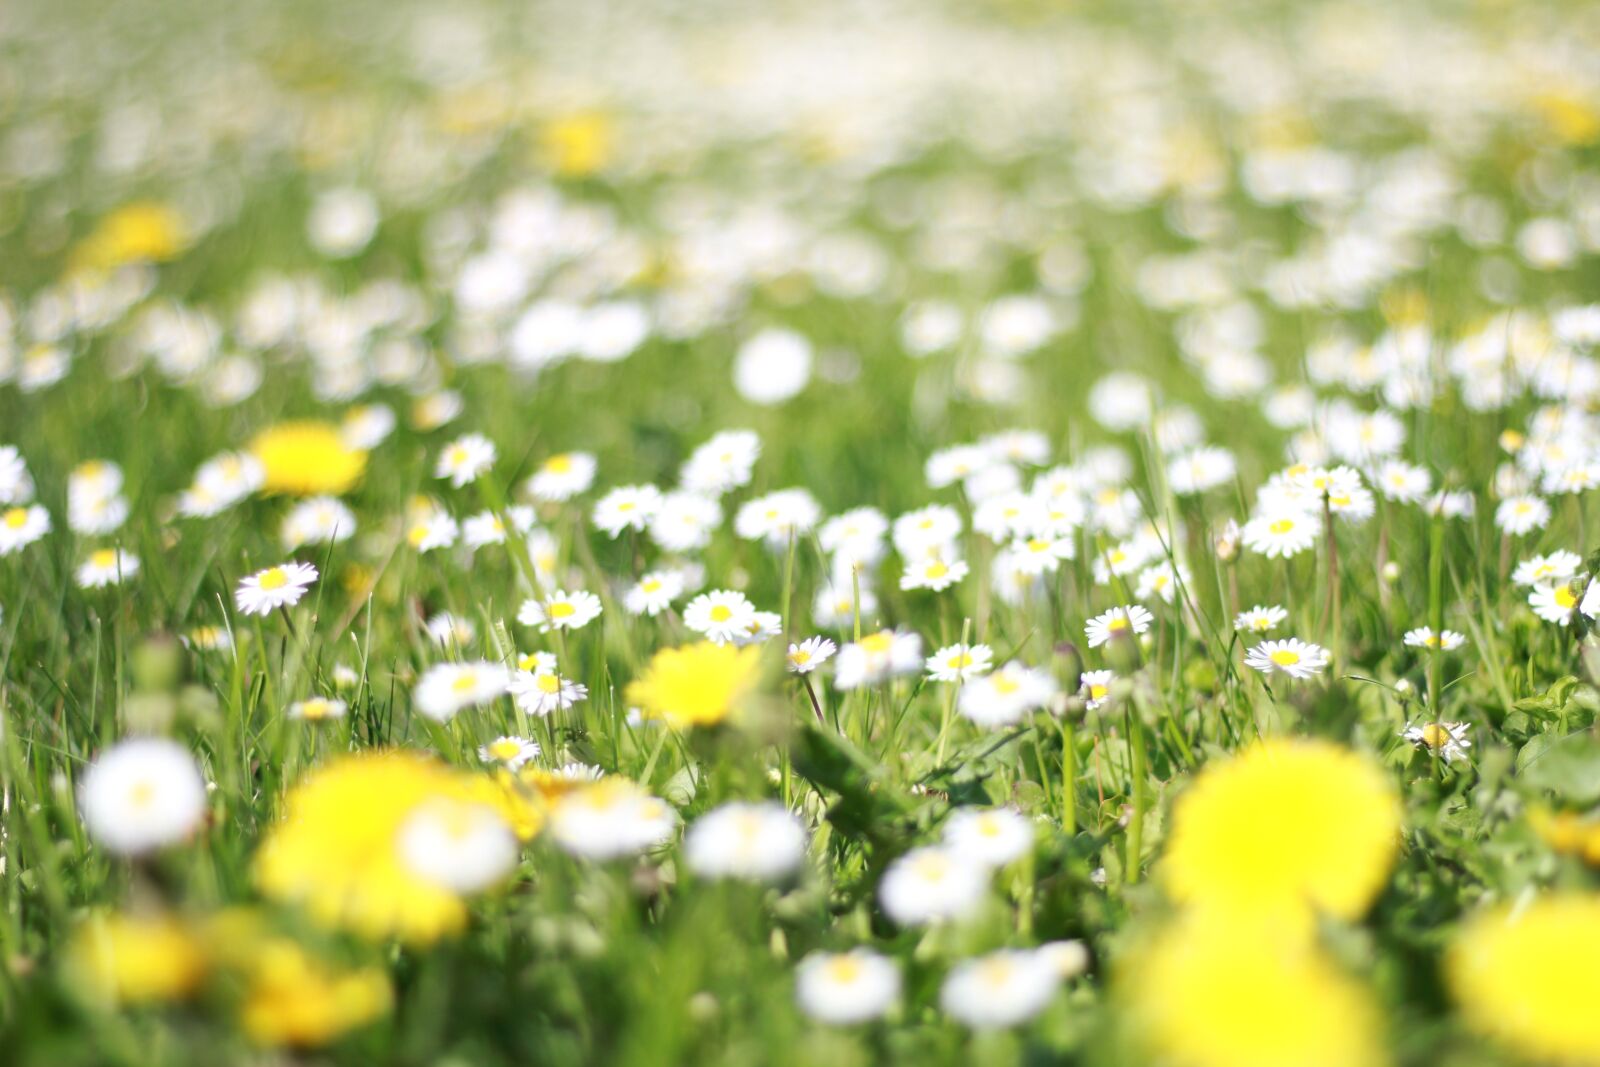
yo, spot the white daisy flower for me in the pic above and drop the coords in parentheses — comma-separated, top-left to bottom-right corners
(684, 801, 807, 881)
(78, 738, 207, 856)
(680, 430, 760, 496)
(957, 662, 1057, 727)
(900, 553, 969, 592)
(1512, 550, 1582, 588)
(76, 548, 139, 589)
(1495, 494, 1551, 536)
(1233, 604, 1289, 633)
(518, 589, 603, 632)
(624, 570, 685, 617)
(461, 506, 536, 550)
(734, 488, 821, 548)
(812, 581, 879, 629)
(508, 668, 588, 717)
(0, 445, 34, 504)
(795, 950, 900, 1024)
(412, 661, 509, 722)
(407, 510, 460, 552)
(732, 610, 783, 647)
(528, 452, 597, 501)
(1403, 627, 1467, 651)
(593, 484, 663, 538)
(1079, 669, 1116, 709)
(648, 491, 722, 552)
(786, 637, 837, 675)
(1084, 604, 1154, 649)
(548, 779, 679, 860)
(281, 496, 356, 549)
(940, 950, 1061, 1030)
(1241, 506, 1319, 559)
(879, 845, 988, 926)
(234, 561, 319, 615)
(683, 590, 757, 644)
(1401, 721, 1472, 763)
(1244, 638, 1329, 679)
(435, 433, 497, 488)
(1529, 581, 1582, 625)
(943, 808, 1034, 867)
(925, 643, 994, 683)
(341, 403, 396, 450)
(478, 735, 541, 769)
(398, 799, 518, 893)
(288, 696, 347, 721)
(834, 630, 923, 690)
(424, 612, 476, 647)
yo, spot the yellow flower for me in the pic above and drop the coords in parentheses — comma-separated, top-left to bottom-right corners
(249, 422, 367, 496)
(1121, 918, 1389, 1067)
(1161, 739, 1400, 927)
(255, 751, 527, 943)
(66, 912, 207, 1005)
(70, 201, 188, 271)
(625, 641, 762, 728)
(239, 938, 391, 1048)
(538, 111, 614, 176)
(1448, 894, 1600, 1065)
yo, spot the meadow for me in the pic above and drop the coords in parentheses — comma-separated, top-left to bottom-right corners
(3, 0, 1600, 1064)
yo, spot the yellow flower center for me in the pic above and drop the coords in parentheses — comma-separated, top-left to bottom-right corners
(128, 781, 156, 809)
(789, 650, 811, 665)
(1420, 723, 1450, 748)
(90, 549, 118, 568)
(1269, 519, 1295, 534)
(1090, 684, 1108, 700)
(536, 673, 561, 694)
(948, 653, 972, 668)
(548, 602, 577, 619)
(824, 955, 862, 984)
(3, 508, 27, 529)
(1107, 616, 1129, 632)
(641, 579, 661, 592)
(993, 675, 1021, 695)
(452, 672, 478, 693)
(1557, 586, 1578, 609)
(709, 605, 733, 622)
(1270, 649, 1302, 666)
(488, 740, 522, 760)
(258, 568, 288, 590)
(925, 561, 949, 579)
(544, 454, 574, 474)
(860, 632, 893, 653)
(301, 699, 332, 720)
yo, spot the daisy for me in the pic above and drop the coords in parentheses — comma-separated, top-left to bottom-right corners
(435, 433, 497, 488)
(648, 491, 722, 552)
(786, 637, 837, 674)
(683, 590, 757, 644)
(1401, 721, 1472, 763)
(1241, 507, 1319, 559)
(834, 630, 923, 690)
(1529, 582, 1581, 625)
(518, 590, 603, 632)
(461, 506, 536, 550)
(1496, 495, 1551, 536)
(508, 667, 588, 717)
(340, 403, 396, 450)
(547, 779, 679, 860)
(943, 808, 1034, 867)
(795, 950, 900, 1024)
(683, 801, 807, 881)
(1404, 627, 1467, 651)
(680, 430, 760, 496)
(288, 696, 347, 722)
(183, 625, 233, 652)
(1167, 446, 1236, 495)
(1084, 604, 1154, 649)
(1233, 604, 1289, 633)
(940, 951, 1061, 1030)
(76, 548, 139, 589)
(1244, 638, 1330, 679)
(1079, 669, 1116, 709)
(478, 735, 541, 770)
(0, 445, 34, 504)
(1009, 535, 1075, 575)
(820, 507, 890, 568)
(412, 661, 510, 722)
(398, 799, 518, 894)
(411, 389, 463, 431)
(925, 643, 994, 683)
(900, 554, 969, 592)
(424, 612, 476, 647)
(813, 581, 879, 629)
(406, 510, 460, 552)
(958, 662, 1057, 727)
(879, 845, 988, 926)
(67, 491, 129, 536)
(734, 489, 821, 547)
(891, 505, 963, 558)
(1136, 561, 1187, 604)
(528, 452, 597, 501)
(78, 738, 207, 856)
(732, 610, 783, 647)
(592, 484, 663, 537)
(1512, 550, 1582, 587)
(234, 562, 318, 616)
(1375, 461, 1432, 503)
(281, 496, 357, 549)
(624, 570, 685, 617)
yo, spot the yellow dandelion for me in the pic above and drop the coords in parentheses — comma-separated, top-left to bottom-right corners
(1531, 808, 1600, 865)
(1161, 739, 1400, 927)
(625, 641, 762, 729)
(249, 421, 367, 496)
(1448, 893, 1600, 1065)
(1121, 918, 1389, 1067)
(66, 912, 207, 1005)
(239, 938, 391, 1048)
(538, 110, 615, 176)
(255, 751, 529, 943)
(70, 201, 188, 271)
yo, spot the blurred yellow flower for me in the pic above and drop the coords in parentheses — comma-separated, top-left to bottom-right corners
(1161, 739, 1400, 927)
(66, 912, 207, 1005)
(239, 938, 391, 1048)
(1121, 918, 1389, 1067)
(1531, 808, 1600, 865)
(1529, 89, 1600, 145)
(1448, 893, 1600, 1065)
(249, 421, 367, 496)
(626, 641, 762, 728)
(70, 201, 188, 271)
(538, 111, 615, 176)
(255, 751, 527, 943)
